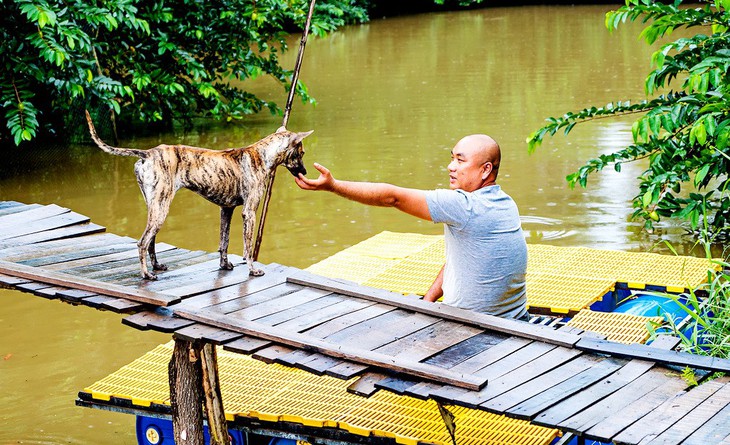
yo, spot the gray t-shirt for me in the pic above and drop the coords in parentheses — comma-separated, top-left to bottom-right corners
(425, 185, 528, 319)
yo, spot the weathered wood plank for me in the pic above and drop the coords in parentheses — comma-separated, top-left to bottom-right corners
(274, 297, 379, 334)
(681, 384, 730, 445)
(301, 303, 396, 338)
(0, 233, 123, 259)
(42, 242, 173, 271)
(500, 357, 626, 419)
(173, 324, 243, 344)
(562, 369, 686, 436)
(175, 306, 489, 390)
(287, 270, 580, 348)
(0, 272, 32, 286)
(0, 211, 90, 240)
(253, 344, 295, 364)
(0, 202, 38, 217)
(122, 310, 194, 332)
(576, 336, 730, 373)
(447, 336, 531, 374)
(404, 382, 443, 400)
(228, 287, 330, 321)
(88, 250, 211, 283)
(20, 241, 138, 267)
(296, 354, 345, 375)
(0, 260, 178, 306)
(253, 293, 344, 327)
(320, 310, 439, 351)
(206, 282, 302, 315)
(423, 331, 514, 369)
(375, 376, 420, 395)
(646, 378, 730, 445)
(348, 372, 389, 397)
(222, 336, 271, 354)
(325, 361, 369, 379)
(610, 378, 727, 445)
(532, 335, 680, 428)
(0, 222, 106, 248)
(0, 203, 69, 228)
(55, 288, 97, 303)
(372, 321, 484, 363)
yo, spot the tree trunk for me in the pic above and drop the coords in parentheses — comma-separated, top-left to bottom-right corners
(201, 343, 231, 445)
(169, 339, 205, 445)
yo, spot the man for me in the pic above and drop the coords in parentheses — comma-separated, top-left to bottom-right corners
(294, 134, 528, 320)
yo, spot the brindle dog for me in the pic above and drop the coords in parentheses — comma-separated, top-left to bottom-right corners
(85, 110, 313, 280)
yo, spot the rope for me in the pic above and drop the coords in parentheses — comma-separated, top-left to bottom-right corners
(253, 0, 317, 261)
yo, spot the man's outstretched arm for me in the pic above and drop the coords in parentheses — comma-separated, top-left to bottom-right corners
(295, 162, 432, 221)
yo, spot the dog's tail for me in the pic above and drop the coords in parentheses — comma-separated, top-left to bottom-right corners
(85, 110, 147, 158)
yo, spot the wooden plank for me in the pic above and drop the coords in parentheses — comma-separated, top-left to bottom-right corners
(646, 379, 730, 445)
(0, 260, 178, 306)
(173, 324, 243, 344)
(447, 336, 532, 373)
(320, 310, 439, 351)
(0, 222, 106, 249)
(175, 265, 294, 311)
(175, 306, 489, 390)
(423, 332, 515, 369)
(287, 270, 580, 348)
(206, 282, 303, 314)
(99, 297, 145, 313)
(501, 357, 626, 419)
(375, 376, 420, 395)
(42, 242, 173, 271)
(274, 297, 379, 334)
(254, 293, 344, 327)
(576, 336, 730, 373)
(0, 233, 124, 259)
(296, 354, 345, 375)
(0, 203, 69, 228)
(122, 310, 194, 332)
(325, 361, 369, 379)
(0, 273, 31, 286)
(20, 241, 138, 267)
(404, 382, 443, 400)
(222, 336, 271, 354)
(564, 370, 686, 437)
(0, 211, 90, 240)
(275, 349, 316, 367)
(681, 384, 730, 445)
(55, 288, 97, 303)
(610, 378, 727, 445)
(372, 321, 484, 363)
(348, 373, 389, 397)
(16, 282, 65, 299)
(253, 344, 295, 364)
(301, 303, 396, 338)
(532, 335, 681, 428)
(88, 250, 212, 282)
(0, 202, 38, 216)
(140, 262, 260, 298)
(228, 287, 331, 321)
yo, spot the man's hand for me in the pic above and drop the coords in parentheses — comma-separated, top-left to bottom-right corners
(295, 162, 334, 191)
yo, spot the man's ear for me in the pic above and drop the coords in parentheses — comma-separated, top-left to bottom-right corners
(293, 130, 314, 145)
(482, 162, 493, 180)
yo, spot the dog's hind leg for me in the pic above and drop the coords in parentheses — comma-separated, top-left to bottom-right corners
(218, 206, 235, 270)
(148, 234, 168, 271)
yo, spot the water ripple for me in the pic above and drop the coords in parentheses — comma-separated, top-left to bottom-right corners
(521, 215, 577, 241)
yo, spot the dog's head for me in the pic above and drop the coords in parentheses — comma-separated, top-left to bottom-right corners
(276, 126, 313, 177)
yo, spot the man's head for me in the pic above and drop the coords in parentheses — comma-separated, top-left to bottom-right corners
(447, 134, 501, 192)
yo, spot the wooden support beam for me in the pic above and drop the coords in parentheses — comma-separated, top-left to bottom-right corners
(169, 338, 204, 445)
(201, 343, 231, 445)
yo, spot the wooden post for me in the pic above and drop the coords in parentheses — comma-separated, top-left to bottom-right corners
(201, 343, 231, 445)
(169, 339, 205, 445)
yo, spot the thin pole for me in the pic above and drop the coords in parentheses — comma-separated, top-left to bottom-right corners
(253, 0, 316, 261)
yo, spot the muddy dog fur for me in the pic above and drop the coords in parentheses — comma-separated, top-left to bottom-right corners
(85, 110, 313, 280)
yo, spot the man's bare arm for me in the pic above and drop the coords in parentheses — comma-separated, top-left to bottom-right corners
(295, 162, 432, 221)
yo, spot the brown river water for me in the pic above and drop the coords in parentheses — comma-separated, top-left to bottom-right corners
(0, 5, 706, 443)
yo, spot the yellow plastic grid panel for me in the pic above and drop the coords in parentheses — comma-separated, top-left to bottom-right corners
(364, 258, 445, 295)
(306, 251, 398, 285)
(615, 252, 718, 292)
(84, 342, 559, 445)
(526, 273, 615, 314)
(566, 309, 663, 344)
(344, 231, 443, 260)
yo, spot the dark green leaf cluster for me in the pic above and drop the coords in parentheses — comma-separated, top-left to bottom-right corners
(0, 0, 368, 145)
(528, 0, 730, 236)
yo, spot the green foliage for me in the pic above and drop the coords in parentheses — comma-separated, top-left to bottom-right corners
(527, 0, 730, 236)
(0, 0, 368, 145)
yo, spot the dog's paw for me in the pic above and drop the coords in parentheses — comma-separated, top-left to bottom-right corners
(249, 268, 265, 277)
(220, 260, 234, 271)
(142, 272, 158, 280)
(153, 263, 168, 271)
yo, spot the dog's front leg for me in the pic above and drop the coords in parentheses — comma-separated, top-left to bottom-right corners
(241, 207, 264, 276)
(219, 206, 235, 270)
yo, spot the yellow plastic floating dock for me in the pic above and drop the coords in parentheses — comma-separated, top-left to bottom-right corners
(83, 342, 561, 445)
(307, 231, 716, 314)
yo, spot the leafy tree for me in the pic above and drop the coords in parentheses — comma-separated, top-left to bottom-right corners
(528, 0, 730, 237)
(0, 0, 368, 145)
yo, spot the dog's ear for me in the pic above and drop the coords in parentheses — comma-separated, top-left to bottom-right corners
(276, 126, 287, 133)
(293, 130, 314, 145)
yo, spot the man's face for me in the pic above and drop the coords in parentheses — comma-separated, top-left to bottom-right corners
(447, 142, 489, 192)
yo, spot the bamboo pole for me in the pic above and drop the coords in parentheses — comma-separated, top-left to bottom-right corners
(201, 343, 230, 445)
(253, 0, 317, 261)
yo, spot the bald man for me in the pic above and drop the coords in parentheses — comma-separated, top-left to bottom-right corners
(295, 135, 528, 320)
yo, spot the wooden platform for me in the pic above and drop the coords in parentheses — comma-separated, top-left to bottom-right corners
(3, 200, 730, 444)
